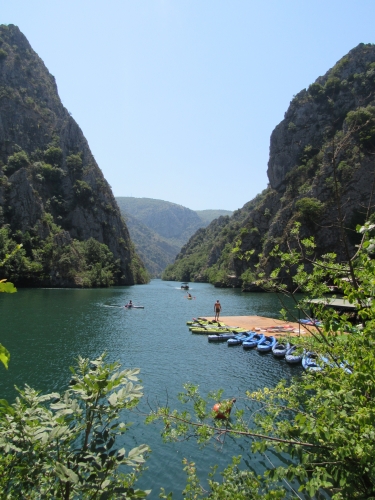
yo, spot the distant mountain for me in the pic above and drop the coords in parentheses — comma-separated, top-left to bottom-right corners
(122, 212, 180, 278)
(195, 209, 233, 224)
(116, 197, 204, 247)
(116, 197, 232, 277)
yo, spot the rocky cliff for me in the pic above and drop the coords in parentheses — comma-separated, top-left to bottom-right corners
(163, 43, 375, 287)
(0, 24, 147, 286)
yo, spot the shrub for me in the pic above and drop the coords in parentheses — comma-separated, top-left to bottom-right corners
(5, 151, 29, 175)
(41, 163, 64, 181)
(66, 153, 83, 172)
(74, 180, 92, 201)
(0, 354, 149, 498)
(295, 197, 324, 221)
(308, 82, 324, 100)
(0, 48, 7, 60)
(345, 106, 375, 147)
(44, 146, 63, 167)
(324, 76, 341, 96)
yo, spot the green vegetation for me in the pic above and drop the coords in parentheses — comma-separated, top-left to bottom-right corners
(74, 179, 93, 201)
(0, 255, 17, 371)
(195, 209, 233, 224)
(0, 353, 149, 498)
(0, 216, 120, 287)
(123, 212, 180, 278)
(295, 196, 324, 222)
(66, 153, 83, 172)
(150, 222, 375, 498)
(345, 105, 375, 147)
(0, 24, 148, 287)
(162, 189, 269, 284)
(116, 197, 205, 248)
(116, 198, 232, 278)
(4, 150, 29, 175)
(44, 146, 63, 166)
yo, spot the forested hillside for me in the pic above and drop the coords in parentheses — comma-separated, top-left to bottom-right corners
(116, 197, 232, 276)
(117, 197, 204, 247)
(163, 43, 375, 288)
(121, 212, 180, 278)
(195, 209, 233, 224)
(0, 24, 147, 287)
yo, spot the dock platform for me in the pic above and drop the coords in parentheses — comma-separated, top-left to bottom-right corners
(201, 316, 311, 337)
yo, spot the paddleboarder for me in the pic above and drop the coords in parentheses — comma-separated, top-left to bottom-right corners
(214, 300, 222, 322)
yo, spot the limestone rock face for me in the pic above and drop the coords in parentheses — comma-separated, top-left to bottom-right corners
(267, 44, 375, 191)
(0, 24, 144, 285)
(163, 43, 375, 287)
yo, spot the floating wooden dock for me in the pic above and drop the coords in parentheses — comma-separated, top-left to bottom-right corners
(201, 316, 311, 337)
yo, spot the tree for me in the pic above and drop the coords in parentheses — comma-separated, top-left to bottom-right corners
(0, 249, 19, 370)
(147, 222, 375, 499)
(0, 353, 150, 499)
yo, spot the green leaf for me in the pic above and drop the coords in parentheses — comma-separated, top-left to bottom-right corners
(55, 462, 79, 484)
(0, 280, 17, 293)
(0, 344, 10, 369)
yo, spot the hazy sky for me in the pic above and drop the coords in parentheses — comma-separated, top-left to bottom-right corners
(2, 1, 375, 210)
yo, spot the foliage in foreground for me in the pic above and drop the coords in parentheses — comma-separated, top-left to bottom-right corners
(149, 223, 375, 499)
(0, 354, 149, 499)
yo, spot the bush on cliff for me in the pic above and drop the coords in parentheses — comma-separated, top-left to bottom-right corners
(4, 150, 30, 175)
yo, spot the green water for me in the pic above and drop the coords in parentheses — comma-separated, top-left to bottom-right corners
(0, 280, 302, 498)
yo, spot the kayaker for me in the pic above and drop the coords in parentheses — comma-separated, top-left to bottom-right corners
(125, 300, 133, 308)
(187, 293, 192, 298)
(214, 300, 222, 321)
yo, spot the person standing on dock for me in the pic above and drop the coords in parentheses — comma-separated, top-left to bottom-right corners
(214, 300, 222, 322)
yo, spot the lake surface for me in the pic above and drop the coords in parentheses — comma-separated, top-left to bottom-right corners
(0, 280, 302, 498)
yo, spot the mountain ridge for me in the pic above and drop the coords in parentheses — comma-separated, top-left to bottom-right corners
(163, 43, 375, 287)
(116, 196, 232, 277)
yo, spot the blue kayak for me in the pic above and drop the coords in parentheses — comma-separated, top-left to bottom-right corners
(208, 333, 237, 342)
(285, 345, 303, 365)
(302, 351, 322, 371)
(227, 331, 255, 346)
(257, 335, 277, 353)
(272, 341, 289, 358)
(242, 333, 265, 350)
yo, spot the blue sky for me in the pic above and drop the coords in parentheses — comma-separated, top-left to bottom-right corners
(2, 1, 375, 210)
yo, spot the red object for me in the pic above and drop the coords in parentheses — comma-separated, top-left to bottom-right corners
(212, 399, 236, 419)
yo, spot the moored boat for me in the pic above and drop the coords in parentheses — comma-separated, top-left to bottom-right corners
(257, 335, 277, 353)
(242, 333, 265, 350)
(191, 326, 246, 335)
(285, 345, 303, 365)
(227, 331, 255, 346)
(302, 351, 322, 371)
(208, 333, 238, 342)
(272, 341, 289, 358)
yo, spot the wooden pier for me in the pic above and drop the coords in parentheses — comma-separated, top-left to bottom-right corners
(202, 316, 311, 337)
